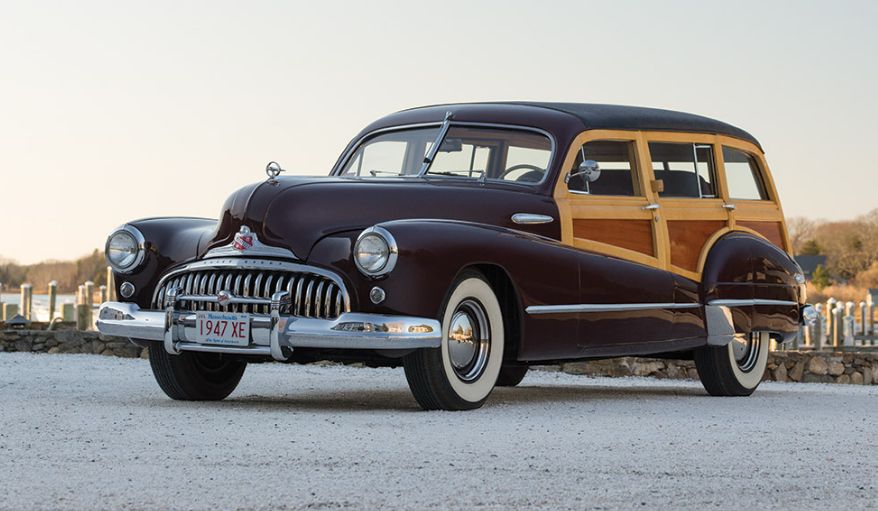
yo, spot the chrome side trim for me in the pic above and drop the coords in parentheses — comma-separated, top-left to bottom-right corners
(707, 299, 798, 307)
(511, 213, 554, 225)
(525, 303, 701, 315)
(151, 258, 351, 313)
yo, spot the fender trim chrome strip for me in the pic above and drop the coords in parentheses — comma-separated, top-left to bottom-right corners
(526, 298, 799, 315)
(525, 303, 701, 315)
(707, 299, 798, 307)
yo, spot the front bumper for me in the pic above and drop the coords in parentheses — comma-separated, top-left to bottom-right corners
(96, 301, 442, 361)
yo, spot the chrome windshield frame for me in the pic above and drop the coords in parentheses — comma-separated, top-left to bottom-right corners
(333, 121, 558, 186)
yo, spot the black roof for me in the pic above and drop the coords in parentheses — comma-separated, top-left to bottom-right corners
(397, 102, 761, 148)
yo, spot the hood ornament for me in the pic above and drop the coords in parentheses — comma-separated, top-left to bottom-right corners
(266, 161, 286, 184)
(204, 225, 298, 260)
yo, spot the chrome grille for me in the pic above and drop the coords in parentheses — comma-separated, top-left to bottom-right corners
(153, 264, 349, 319)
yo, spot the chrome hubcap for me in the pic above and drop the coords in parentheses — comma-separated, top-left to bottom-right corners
(731, 332, 762, 373)
(446, 299, 490, 382)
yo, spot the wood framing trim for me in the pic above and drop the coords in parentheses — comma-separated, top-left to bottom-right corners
(551, 128, 792, 281)
(736, 220, 785, 248)
(666, 220, 727, 272)
(572, 219, 655, 257)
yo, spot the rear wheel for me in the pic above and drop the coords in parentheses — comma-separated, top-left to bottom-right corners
(694, 331, 769, 396)
(148, 346, 247, 401)
(404, 271, 504, 410)
(496, 365, 528, 387)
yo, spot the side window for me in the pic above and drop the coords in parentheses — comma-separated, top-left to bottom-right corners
(723, 146, 769, 200)
(649, 142, 717, 198)
(430, 140, 491, 178)
(568, 141, 640, 196)
(347, 141, 407, 176)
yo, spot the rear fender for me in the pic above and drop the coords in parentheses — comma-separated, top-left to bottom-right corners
(701, 231, 801, 338)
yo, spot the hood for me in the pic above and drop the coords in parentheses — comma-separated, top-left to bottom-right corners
(205, 176, 560, 260)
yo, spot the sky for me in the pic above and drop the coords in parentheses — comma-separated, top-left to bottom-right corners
(1, 0, 876, 264)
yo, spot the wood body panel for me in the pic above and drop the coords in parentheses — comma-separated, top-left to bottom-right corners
(573, 219, 654, 256)
(736, 220, 784, 248)
(667, 220, 727, 272)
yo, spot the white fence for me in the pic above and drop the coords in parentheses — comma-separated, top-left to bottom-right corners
(793, 296, 876, 351)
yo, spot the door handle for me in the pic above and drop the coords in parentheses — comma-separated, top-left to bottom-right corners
(643, 203, 660, 211)
(722, 203, 737, 210)
(511, 213, 554, 225)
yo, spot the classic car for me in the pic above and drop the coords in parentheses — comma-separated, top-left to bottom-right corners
(97, 102, 816, 410)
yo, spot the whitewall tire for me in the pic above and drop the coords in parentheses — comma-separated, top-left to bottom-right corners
(695, 332, 770, 396)
(404, 270, 504, 410)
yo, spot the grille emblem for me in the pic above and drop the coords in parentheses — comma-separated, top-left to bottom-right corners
(233, 226, 255, 252)
(216, 290, 232, 307)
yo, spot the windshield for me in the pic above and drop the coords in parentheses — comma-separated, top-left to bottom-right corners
(339, 125, 552, 185)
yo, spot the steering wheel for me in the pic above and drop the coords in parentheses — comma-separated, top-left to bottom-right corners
(498, 164, 545, 183)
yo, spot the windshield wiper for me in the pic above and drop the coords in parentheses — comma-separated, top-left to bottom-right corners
(418, 111, 453, 176)
(369, 170, 405, 176)
(424, 170, 486, 179)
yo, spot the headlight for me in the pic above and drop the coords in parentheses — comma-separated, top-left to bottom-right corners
(353, 226, 398, 276)
(105, 225, 146, 273)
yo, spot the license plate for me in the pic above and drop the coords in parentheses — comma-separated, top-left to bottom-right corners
(194, 311, 250, 346)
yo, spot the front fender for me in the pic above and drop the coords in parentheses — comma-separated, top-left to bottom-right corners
(309, 219, 581, 320)
(308, 219, 584, 361)
(111, 217, 217, 308)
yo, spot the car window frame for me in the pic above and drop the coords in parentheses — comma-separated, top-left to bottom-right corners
(333, 122, 558, 187)
(567, 139, 644, 197)
(647, 141, 720, 200)
(721, 145, 772, 202)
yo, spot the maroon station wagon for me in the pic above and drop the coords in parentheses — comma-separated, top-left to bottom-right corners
(97, 102, 815, 410)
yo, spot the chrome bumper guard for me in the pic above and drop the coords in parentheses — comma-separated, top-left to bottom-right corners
(97, 297, 442, 362)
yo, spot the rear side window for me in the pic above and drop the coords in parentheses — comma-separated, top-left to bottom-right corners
(569, 141, 640, 196)
(649, 142, 717, 198)
(723, 146, 769, 200)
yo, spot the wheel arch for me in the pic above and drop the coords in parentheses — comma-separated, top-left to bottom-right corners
(459, 263, 524, 363)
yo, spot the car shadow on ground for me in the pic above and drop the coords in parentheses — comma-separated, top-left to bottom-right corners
(144, 380, 729, 412)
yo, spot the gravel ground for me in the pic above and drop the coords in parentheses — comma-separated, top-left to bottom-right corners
(0, 352, 876, 510)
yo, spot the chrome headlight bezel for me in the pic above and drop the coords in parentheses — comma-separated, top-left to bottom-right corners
(353, 226, 398, 277)
(105, 225, 146, 274)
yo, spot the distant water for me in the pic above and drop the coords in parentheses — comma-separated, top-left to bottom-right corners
(1, 293, 77, 321)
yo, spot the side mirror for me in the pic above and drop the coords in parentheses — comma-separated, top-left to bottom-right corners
(439, 138, 463, 152)
(565, 160, 601, 184)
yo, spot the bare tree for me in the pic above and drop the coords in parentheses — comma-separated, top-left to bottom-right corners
(787, 217, 819, 255)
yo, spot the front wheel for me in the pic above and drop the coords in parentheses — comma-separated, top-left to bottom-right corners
(694, 331, 769, 396)
(148, 346, 247, 401)
(404, 271, 504, 410)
